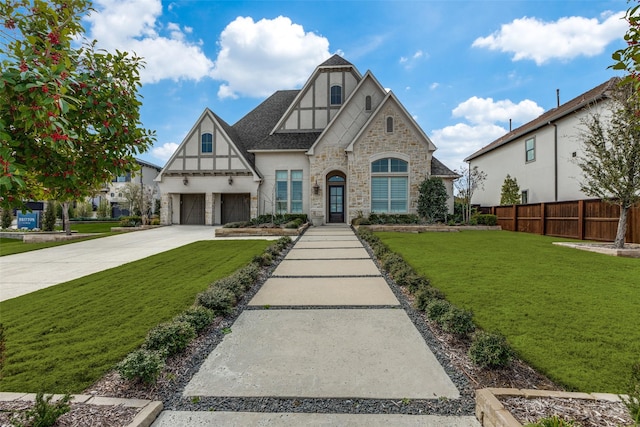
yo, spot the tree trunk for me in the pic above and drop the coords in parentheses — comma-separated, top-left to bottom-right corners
(62, 201, 71, 236)
(614, 205, 628, 249)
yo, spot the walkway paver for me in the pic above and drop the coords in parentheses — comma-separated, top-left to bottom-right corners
(0, 225, 276, 302)
(154, 224, 480, 426)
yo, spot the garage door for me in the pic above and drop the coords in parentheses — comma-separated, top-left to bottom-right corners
(221, 193, 250, 224)
(180, 194, 205, 225)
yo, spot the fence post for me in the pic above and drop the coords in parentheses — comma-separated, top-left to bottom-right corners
(577, 200, 585, 240)
(513, 204, 518, 232)
(540, 202, 546, 236)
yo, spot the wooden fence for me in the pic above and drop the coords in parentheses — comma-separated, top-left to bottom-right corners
(485, 199, 640, 244)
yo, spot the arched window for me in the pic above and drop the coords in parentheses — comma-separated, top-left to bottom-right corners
(386, 117, 394, 133)
(330, 85, 342, 105)
(201, 133, 213, 153)
(365, 95, 372, 111)
(371, 157, 408, 213)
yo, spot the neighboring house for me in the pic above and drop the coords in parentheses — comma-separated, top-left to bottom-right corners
(465, 78, 618, 207)
(93, 158, 162, 217)
(155, 55, 457, 226)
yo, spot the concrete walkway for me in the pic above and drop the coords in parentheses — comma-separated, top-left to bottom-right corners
(153, 225, 480, 426)
(0, 225, 277, 302)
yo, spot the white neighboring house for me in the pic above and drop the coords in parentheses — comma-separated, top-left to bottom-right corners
(93, 158, 162, 217)
(465, 78, 618, 207)
(155, 55, 458, 226)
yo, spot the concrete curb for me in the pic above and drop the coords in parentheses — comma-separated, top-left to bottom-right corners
(0, 392, 163, 427)
(475, 388, 623, 427)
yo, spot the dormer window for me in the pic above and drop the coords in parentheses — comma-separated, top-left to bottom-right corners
(202, 133, 213, 153)
(330, 85, 342, 105)
(365, 95, 372, 111)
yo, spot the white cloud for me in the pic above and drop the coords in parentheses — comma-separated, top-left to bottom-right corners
(430, 82, 440, 90)
(452, 97, 544, 125)
(472, 11, 626, 65)
(400, 50, 427, 69)
(211, 16, 331, 99)
(151, 142, 179, 162)
(432, 123, 508, 168)
(85, 0, 215, 84)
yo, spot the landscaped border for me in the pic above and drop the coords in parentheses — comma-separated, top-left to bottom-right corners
(475, 388, 624, 427)
(358, 224, 501, 233)
(553, 242, 640, 258)
(215, 223, 309, 237)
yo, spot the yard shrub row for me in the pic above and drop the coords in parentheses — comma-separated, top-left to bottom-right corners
(116, 236, 293, 384)
(356, 227, 513, 369)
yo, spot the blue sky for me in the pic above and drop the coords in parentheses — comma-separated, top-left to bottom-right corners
(83, 0, 629, 171)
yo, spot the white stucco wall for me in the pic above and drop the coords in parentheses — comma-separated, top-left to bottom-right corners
(254, 152, 310, 216)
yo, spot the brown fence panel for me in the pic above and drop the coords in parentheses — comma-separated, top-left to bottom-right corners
(486, 199, 640, 244)
(516, 204, 542, 234)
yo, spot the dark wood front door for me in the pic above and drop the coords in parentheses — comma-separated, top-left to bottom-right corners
(329, 185, 344, 223)
(221, 193, 250, 224)
(181, 194, 205, 225)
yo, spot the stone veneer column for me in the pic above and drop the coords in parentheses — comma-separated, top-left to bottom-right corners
(160, 193, 172, 225)
(250, 191, 258, 220)
(205, 193, 214, 225)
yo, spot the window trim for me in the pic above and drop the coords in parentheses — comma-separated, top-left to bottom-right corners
(370, 157, 409, 213)
(525, 137, 535, 163)
(275, 169, 304, 214)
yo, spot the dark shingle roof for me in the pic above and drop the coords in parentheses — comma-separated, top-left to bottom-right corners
(319, 54, 354, 68)
(465, 77, 619, 162)
(431, 157, 458, 177)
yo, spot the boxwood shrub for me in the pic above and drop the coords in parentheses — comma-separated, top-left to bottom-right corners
(441, 306, 476, 338)
(116, 349, 165, 384)
(143, 321, 196, 357)
(197, 287, 236, 314)
(175, 306, 216, 333)
(468, 331, 514, 369)
(426, 299, 452, 325)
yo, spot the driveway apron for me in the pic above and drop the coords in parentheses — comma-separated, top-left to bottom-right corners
(153, 225, 480, 426)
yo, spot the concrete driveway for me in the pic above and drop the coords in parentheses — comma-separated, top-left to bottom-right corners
(0, 226, 277, 302)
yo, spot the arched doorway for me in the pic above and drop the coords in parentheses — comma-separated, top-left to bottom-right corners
(326, 171, 346, 223)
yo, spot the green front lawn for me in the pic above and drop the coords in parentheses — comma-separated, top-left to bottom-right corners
(0, 222, 120, 256)
(377, 230, 640, 393)
(0, 239, 270, 393)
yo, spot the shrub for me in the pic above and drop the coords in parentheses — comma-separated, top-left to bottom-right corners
(525, 416, 575, 427)
(381, 253, 406, 275)
(621, 362, 640, 425)
(426, 299, 452, 325)
(253, 252, 273, 266)
(119, 215, 141, 227)
(474, 214, 498, 226)
(223, 221, 250, 228)
(441, 306, 475, 338)
(116, 349, 165, 384)
(197, 287, 236, 314)
(403, 273, 430, 293)
(418, 177, 448, 223)
(10, 391, 71, 427)
(1, 209, 13, 229)
(413, 286, 445, 311)
(150, 218, 160, 225)
(143, 321, 196, 356)
(175, 306, 216, 333)
(468, 331, 514, 369)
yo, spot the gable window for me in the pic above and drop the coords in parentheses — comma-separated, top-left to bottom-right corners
(525, 137, 535, 162)
(386, 117, 394, 133)
(365, 95, 372, 111)
(276, 170, 303, 214)
(371, 158, 408, 213)
(330, 85, 342, 105)
(202, 133, 213, 153)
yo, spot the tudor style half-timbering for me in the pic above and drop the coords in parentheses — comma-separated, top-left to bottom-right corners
(155, 55, 457, 225)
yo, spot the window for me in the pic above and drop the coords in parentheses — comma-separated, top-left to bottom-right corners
(521, 190, 528, 204)
(275, 170, 303, 214)
(365, 95, 372, 111)
(202, 133, 213, 153)
(113, 172, 131, 183)
(371, 158, 408, 213)
(525, 137, 535, 162)
(386, 116, 394, 133)
(330, 85, 342, 105)
(290, 170, 303, 213)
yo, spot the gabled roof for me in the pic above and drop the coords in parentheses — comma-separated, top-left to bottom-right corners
(319, 54, 354, 67)
(465, 77, 619, 162)
(431, 157, 458, 177)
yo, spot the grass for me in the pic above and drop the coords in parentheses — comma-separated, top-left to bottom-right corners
(0, 239, 270, 393)
(0, 222, 120, 256)
(376, 230, 640, 393)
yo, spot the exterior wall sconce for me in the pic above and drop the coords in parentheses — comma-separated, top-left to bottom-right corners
(228, 176, 233, 185)
(313, 179, 320, 195)
(183, 177, 189, 186)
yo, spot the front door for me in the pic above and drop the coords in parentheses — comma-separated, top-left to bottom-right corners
(329, 185, 344, 223)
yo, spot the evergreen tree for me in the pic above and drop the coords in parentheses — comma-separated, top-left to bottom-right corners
(500, 175, 521, 205)
(43, 200, 57, 231)
(418, 177, 448, 223)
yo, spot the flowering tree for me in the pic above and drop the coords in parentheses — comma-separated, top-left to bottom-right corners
(0, 0, 155, 233)
(612, 1, 640, 88)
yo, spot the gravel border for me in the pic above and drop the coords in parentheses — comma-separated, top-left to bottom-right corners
(150, 227, 476, 417)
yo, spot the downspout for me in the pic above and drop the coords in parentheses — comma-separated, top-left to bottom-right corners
(549, 121, 558, 202)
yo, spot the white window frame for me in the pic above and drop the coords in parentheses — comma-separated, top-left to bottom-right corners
(370, 157, 408, 213)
